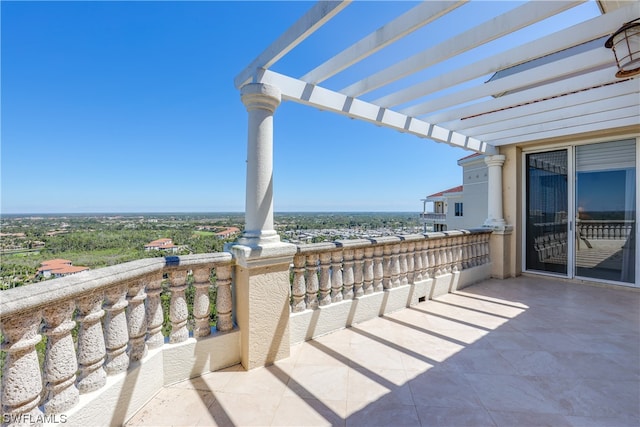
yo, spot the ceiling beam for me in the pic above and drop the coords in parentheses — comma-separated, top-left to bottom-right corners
(372, 3, 637, 108)
(421, 66, 619, 124)
(234, 1, 350, 89)
(340, 0, 583, 98)
(488, 116, 640, 146)
(400, 48, 612, 117)
(257, 70, 493, 153)
(301, 1, 466, 84)
(441, 79, 637, 131)
(477, 103, 639, 141)
(463, 93, 638, 138)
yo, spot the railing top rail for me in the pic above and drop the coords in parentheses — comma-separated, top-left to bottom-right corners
(0, 252, 233, 319)
(294, 228, 492, 253)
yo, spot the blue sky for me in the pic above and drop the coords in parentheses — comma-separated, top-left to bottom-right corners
(1, 1, 601, 214)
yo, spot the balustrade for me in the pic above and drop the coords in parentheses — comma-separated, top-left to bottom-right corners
(289, 229, 492, 312)
(0, 253, 233, 422)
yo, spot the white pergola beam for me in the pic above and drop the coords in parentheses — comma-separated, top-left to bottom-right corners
(340, 0, 583, 98)
(401, 48, 612, 117)
(234, 1, 350, 89)
(258, 70, 492, 153)
(465, 93, 639, 139)
(488, 116, 640, 146)
(301, 1, 466, 84)
(477, 104, 639, 141)
(422, 66, 619, 124)
(373, 3, 636, 108)
(442, 79, 638, 131)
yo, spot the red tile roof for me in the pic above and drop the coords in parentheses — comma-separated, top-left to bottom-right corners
(427, 185, 463, 198)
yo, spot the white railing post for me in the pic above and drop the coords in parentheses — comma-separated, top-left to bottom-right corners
(43, 301, 79, 414)
(291, 254, 307, 312)
(104, 285, 130, 375)
(145, 273, 165, 349)
(193, 267, 212, 338)
(169, 270, 189, 344)
(305, 254, 319, 309)
(318, 252, 332, 306)
(76, 293, 107, 393)
(215, 264, 234, 332)
(127, 279, 148, 361)
(331, 250, 344, 303)
(1, 310, 44, 422)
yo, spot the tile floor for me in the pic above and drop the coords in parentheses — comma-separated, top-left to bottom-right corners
(126, 276, 640, 426)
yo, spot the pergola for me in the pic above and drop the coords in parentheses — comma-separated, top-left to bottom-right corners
(233, 0, 639, 247)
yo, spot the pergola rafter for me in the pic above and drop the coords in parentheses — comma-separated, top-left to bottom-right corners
(235, 0, 640, 154)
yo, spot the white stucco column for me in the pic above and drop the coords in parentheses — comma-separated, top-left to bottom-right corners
(484, 154, 507, 229)
(230, 83, 296, 370)
(238, 83, 281, 247)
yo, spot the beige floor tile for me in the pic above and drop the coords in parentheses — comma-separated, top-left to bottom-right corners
(346, 367, 413, 405)
(125, 387, 215, 426)
(210, 391, 282, 426)
(346, 399, 420, 426)
(284, 364, 349, 401)
(417, 406, 497, 427)
(271, 396, 346, 426)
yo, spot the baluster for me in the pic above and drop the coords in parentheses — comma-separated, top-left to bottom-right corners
(468, 235, 477, 267)
(363, 247, 374, 294)
(373, 245, 384, 292)
(216, 264, 233, 332)
(399, 242, 409, 286)
(104, 285, 129, 375)
(342, 249, 355, 299)
(193, 267, 212, 337)
(461, 235, 470, 270)
(433, 239, 442, 276)
(306, 254, 319, 309)
(413, 241, 423, 283)
(453, 236, 462, 272)
(484, 234, 491, 265)
(422, 239, 431, 280)
(391, 243, 401, 288)
(127, 278, 148, 362)
(318, 252, 332, 306)
(353, 248, 365, 297)
(1, 310, 44, 421)
(169, 270, 189, 343)
(330, 250, 344, 303)
(407, 242, 415, 284)
(445, 237, 453, 274)
(382, 245, 392, 290)
(43, 302, 79, 413)
(292, 254, 307, 312)
(76, 293, 107, 393)
(145, 273, 165, 349)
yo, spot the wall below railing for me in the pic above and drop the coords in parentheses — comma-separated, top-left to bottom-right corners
(288, 229, 492, 344)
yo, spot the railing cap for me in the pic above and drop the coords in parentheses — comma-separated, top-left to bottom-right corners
(0, 252, 233, 319)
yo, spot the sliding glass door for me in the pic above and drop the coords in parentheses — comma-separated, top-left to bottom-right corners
(526, 150, 569, 275)
(525, 140, 637, 285)
(575, 140, 636, 284)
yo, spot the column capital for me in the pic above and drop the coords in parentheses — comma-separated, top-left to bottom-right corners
(484, 154, 506, 168)
(241, 83, 281, 113)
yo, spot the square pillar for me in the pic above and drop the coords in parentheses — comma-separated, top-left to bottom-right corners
(231, 244, 296, 370)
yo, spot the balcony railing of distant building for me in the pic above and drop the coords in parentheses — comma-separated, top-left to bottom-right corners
(420, 212, 447, 222)
(0, 229, 493, 426)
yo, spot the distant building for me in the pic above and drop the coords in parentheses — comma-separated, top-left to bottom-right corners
(144, 238, 179, 253)
(421, 153, 488, 232)
(215, 227, 240, 239)
(38, 259, 89, 278)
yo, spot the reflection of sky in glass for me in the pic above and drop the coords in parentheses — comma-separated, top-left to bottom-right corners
(577, 170, 632, 217)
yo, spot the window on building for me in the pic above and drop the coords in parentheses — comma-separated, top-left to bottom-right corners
(455, 202, 463, 216)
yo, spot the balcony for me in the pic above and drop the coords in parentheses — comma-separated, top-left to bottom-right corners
(1, 229, 638, 426)
(419, 212, 446, 223)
